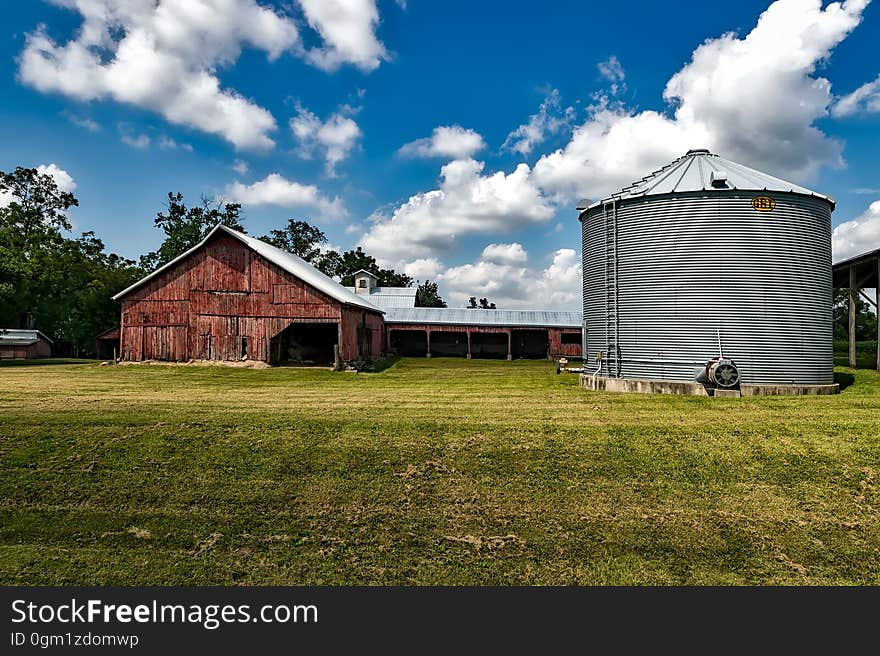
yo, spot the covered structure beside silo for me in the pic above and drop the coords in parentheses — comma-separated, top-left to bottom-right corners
(578, 149, 838, 396)
(832, 246, 880, 371)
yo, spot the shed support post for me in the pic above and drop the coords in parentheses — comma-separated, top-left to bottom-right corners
(877, 257, 880, 371)
(466, 329, 471, 359)
(506, 329, 512, 360)
(387, 328, 392, 355)
(338, 323, 344, 364)
(426, 329, 431, 358)
(849, 266, 857, 369)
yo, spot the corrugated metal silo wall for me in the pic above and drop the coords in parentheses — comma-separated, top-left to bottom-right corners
(581, 192, 833, 385)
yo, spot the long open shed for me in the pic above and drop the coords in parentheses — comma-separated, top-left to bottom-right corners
(383, 308, 582, 360)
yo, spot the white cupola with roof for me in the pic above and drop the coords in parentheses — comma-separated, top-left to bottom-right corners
(353, 269, 379, 295)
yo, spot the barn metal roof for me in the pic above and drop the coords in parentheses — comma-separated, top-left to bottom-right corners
(346, 286, 418, 308)
(383, 308, 582, 328)
(113, 225, 383, 313)
(0, 329, 53, 345)
(577, 149, 835, 212)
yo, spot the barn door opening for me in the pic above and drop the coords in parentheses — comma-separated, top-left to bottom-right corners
(512, 329, 550, 359)
(390, 330, 427, 356)
(430, 331, 468, 357)
(470, 333, 508, 359)
(270, 322, 338, 365)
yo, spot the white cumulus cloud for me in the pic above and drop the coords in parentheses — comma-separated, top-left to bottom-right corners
(290, 104, 362, 176)
(66, 113, 100, 132)
(398, 126, 486, 160)
(597, 55, 626, 96)
(401, 258, 443, 281)
(533, 0, 868, 201)
(502, 89, 575, 156)
(17, 0, 388, 150)
(158, 135, 193, 151)
(833, 74, 880, 116)
(833, 200, 880, 262)
(480, 243, 528, 266)
(226, 173, 345, 218)
(121, 133, 150, 149)
(439, 246, 581, 310)
(360, 158, 554, 262)
(298, 0, 387, 72)
(36, 163, 76, 193)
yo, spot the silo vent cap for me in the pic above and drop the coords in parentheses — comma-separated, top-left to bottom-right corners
(686, 148, 711, 155)
(710, 170, 728, 187)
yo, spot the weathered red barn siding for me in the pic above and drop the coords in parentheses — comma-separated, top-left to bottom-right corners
(339, 307, 386, 360)
(119, 234, 382, 363)
(549, 328, 583, 358)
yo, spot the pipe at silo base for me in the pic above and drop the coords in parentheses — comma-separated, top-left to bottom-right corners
(580, 375, 839, 397)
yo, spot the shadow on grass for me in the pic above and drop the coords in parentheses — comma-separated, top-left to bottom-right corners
(0, 358, 96, 367)
(363, 355, 401, 373)
(834, 371, 856, 391)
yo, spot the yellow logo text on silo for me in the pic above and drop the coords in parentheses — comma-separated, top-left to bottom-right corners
(752, 196, 775, 212)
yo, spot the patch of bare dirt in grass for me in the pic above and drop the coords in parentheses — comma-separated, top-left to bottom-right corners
(193, 533, 223, 553)
(118, 359, 271, 369)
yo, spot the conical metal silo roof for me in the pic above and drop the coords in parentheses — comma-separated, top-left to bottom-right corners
(577, 149, 834, 211)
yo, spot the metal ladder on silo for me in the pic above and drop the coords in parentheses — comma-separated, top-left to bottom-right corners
(603, 200, 620, 377)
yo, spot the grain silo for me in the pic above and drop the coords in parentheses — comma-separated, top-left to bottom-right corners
(578, 149, 837, 396)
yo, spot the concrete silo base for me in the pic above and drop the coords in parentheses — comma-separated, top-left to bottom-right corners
(579, 375, 838, 397)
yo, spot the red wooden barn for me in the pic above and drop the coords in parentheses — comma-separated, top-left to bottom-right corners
(113, 225, 385, 365)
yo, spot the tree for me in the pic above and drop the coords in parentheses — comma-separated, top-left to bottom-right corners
(332, 246, 413, 288)
(415, 280, 447, 307)
(834, 287, 877, 341)
(140, 192, 243, 271)
(260, 219, 327, 263)
(313, 249, 343, 278)
(256, 220, 412, 285)
(0, 167, 77, 246)
(0, 167, 79, 328)
(467, 296, 496, 309)
(48, 232, 141, 355)
(0, 167, 141, 354)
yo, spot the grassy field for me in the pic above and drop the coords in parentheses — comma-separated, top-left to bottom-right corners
(1, 358, 878, 585)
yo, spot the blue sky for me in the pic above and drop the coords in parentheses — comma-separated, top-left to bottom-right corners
(2, 0, 879, 308)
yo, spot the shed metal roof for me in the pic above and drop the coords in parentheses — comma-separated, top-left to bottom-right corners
(577, 149, 834, 212)
(0, 329, 53, 345)
(832, 246, 880, 289)
(346, 286, 418, 308)
(113, 225, 383, 313)
(383, 308, 582, 328)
